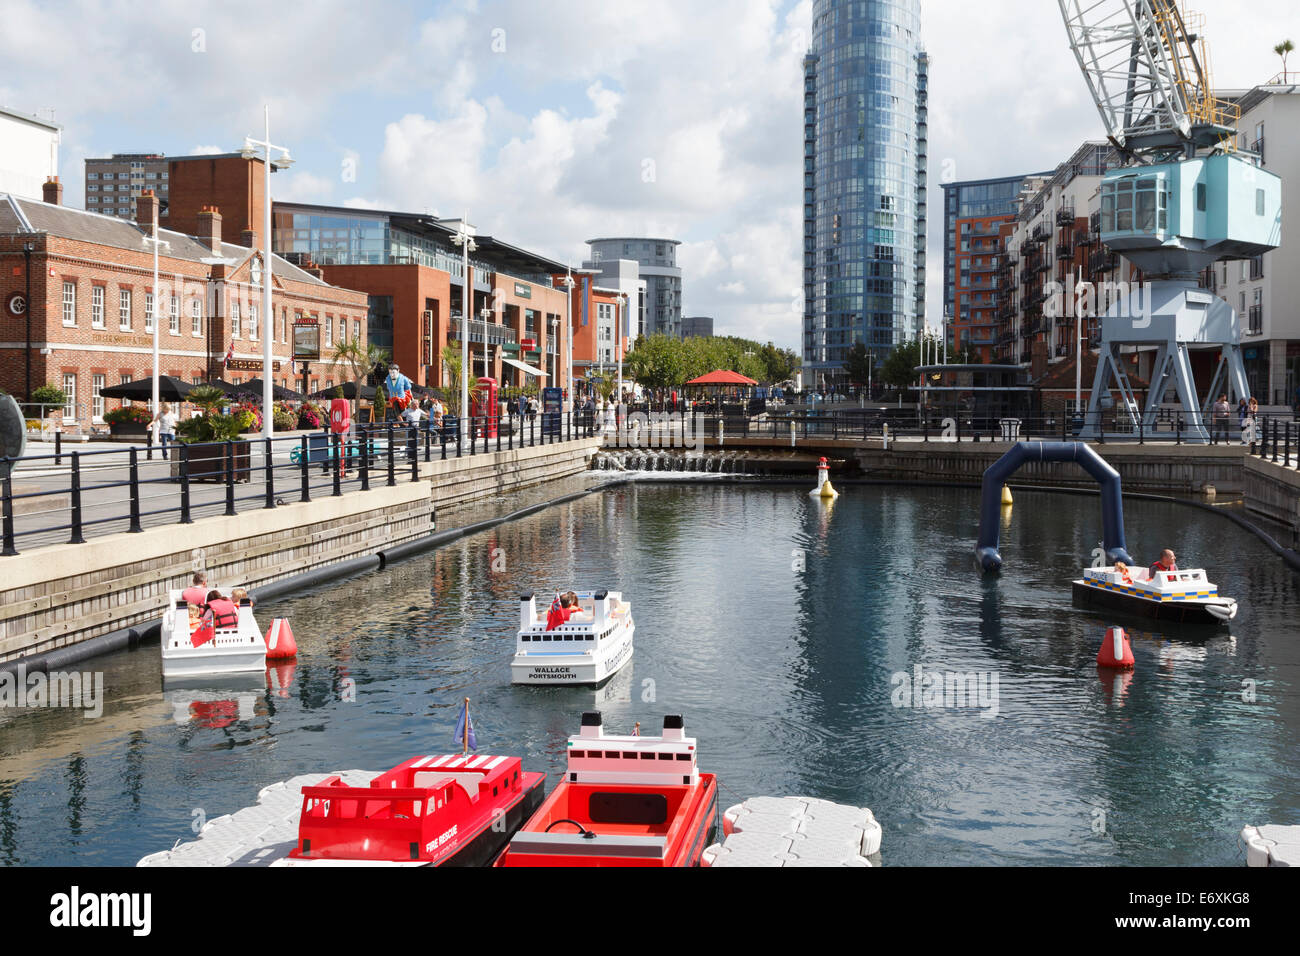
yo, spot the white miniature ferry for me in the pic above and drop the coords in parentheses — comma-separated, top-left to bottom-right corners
(511, 590, 634, 686)
(1073, 564, 1238, 626)
(161, 589, 267, 679)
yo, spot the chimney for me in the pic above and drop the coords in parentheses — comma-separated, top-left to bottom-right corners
(135, 189, 159, 227)
(42, 176, 62, 206)
(197, 205, 222, 251)
(240, 227, 257, 248)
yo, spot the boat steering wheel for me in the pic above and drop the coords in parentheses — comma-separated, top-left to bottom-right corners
(545, 819, 597, 839)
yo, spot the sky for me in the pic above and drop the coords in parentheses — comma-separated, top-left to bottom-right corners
(1, 0, 1295, 352)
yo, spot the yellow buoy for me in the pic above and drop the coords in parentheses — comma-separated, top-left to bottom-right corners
(1001, 484, 1013, 506)
(810, 456, 839, 499)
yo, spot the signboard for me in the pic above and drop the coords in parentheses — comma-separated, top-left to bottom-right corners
(293, 320, 320, 360)
(541, 385, 562, 438)
(520, 337, 536, 351)
(514, 282, 531, 299)
(226, 359, 282, 372)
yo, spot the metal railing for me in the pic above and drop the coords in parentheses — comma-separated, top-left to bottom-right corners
(1, 411, 598, 555)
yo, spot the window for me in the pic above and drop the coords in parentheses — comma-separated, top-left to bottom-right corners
(231, 301, 242, 338)
(60, 281, 76, 325)
(1196, 183, 1207, 212)
(338, 317, 345, 344)
(324, 315, 332, 348)
(118, 289, 131, 330)
(353, 319, 360, 342)
(62, 373, 76, 421)
(191, 298, 203, 336)
(91, 286, 105, 328)
(1256, 189, 1266, 216)
(249, 304, 258, 341)
(92, 374, 105, 422)
(144, 292, 154, 332)
(87, 172, 99, 180)
(169, 294, 179, 334)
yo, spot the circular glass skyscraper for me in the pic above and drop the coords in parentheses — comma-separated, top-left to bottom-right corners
(803, 0, 927, 386)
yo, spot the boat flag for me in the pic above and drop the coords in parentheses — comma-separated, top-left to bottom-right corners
(222, 340, 235, 369)
(454, 696, 477, 753)
(546, 592, 565, 631)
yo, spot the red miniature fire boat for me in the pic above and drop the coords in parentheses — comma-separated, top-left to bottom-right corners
(281, 753, 545, 866)
(494, 712, 717, 867)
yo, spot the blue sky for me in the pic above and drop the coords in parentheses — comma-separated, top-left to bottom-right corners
(1, 0, 1294, 350)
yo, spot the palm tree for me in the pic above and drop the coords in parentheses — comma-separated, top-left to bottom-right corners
(440, 344, 479, 417)
(1276, 39, 1294, 79)
(329, 340, 388, 422)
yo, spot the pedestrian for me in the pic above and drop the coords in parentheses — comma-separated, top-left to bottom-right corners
(152, 401, 178, 459)
(1237, 397, 1249, 441)
(1246, 396, 1259, 444)
(1212, 394, 1230, 444)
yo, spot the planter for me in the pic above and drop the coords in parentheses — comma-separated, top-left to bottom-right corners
(176, 441, 252, 483)
(109, 423, 149, 438)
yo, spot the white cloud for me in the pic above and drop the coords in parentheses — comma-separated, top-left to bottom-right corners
(188, 145, 225, 155)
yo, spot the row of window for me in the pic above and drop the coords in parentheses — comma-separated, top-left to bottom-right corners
(87, 171, 167, 180)
(87, 182, 167, 191)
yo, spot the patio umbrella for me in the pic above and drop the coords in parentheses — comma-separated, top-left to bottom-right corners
(308, 381, 375, 401)
(685, 369, 758, 386)
(98, 375, 195, 402)
(242, 378, 305, 401)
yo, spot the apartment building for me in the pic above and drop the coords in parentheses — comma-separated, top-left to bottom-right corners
(84, 153, 169, 220)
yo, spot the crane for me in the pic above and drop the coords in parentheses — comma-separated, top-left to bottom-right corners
(1057, 0, 1282, 441)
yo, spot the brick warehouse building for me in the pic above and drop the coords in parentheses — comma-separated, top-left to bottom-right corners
(0, 179, 368, 429)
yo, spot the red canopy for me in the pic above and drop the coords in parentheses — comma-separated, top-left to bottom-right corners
(686, 369, 758, 386)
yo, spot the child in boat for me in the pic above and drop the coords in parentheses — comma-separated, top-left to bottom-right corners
(564, 591, 592, 622)
(231, 587, 253, 607)
(203, 590, 240, 629)
(1114, 561, 1132, 585)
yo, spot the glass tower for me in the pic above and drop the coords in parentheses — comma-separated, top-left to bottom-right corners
(803, 0, 927, 386)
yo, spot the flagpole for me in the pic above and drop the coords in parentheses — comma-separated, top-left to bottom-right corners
(462, 697, 470, 755)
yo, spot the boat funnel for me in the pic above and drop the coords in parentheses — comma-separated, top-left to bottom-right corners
(580, 711, 604, 739)
(662, 714, 685, 742)
(519, 591, 537, 630)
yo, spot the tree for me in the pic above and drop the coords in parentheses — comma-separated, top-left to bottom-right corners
(329, 340, 388, 422)
(1276, 39, 1294, 78)
(845, 342, 872, 385)
(879, 340, 922, 391)
(440, 344, 479, 416)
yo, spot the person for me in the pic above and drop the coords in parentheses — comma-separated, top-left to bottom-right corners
(402, 403, 424, 427)
(1237, 398, 1249, 441)
(1148, 549, 1177, 580)
(1212, 394, 1230, 444)
(1246, 396, 1259, 444)
(203, 589, 239, 630)
(564, 591, 591, 622)
(231, 587, 253, 607)
(153, 401, 178, 459)
(181, 571, 208, 607)
(545, 592, 576, 631)
(1114, 561, 1133, 585)
(528, 396, 538, 423)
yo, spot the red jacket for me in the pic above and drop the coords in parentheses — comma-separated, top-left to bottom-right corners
(1148, 561, 1177, 579)
(182, 586, 208, 606)
(206, 598, 239, 629)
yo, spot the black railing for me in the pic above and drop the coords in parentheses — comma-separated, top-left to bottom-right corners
(0, 412, 597, 555)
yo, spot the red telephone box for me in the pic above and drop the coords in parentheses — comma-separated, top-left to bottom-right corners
(472, 377, 498, 438)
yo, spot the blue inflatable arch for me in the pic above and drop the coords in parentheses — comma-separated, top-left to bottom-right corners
(976, 442, 1132, 572)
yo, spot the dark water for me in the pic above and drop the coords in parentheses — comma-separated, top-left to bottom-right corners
(2, 482, 1298, 866)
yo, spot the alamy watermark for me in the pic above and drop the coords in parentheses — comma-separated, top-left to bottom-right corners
(614, 410, 704, 451)
(891, 664, 999, 719)
(0, 665, 104, 718)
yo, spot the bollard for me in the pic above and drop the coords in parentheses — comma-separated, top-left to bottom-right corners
(300, 436, 311, 502)
(2, 472, 16, 556)
(179, 444, 193, 523)
(56, 429, 63, 466)
(264, 438, 276, 509)
(128, 447, 143, 533)
(69, 452, 85, 544)
(224, 441, 236, 516)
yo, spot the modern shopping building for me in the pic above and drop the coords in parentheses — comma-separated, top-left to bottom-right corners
(0, 180, 368, 429)
(802, 0, 928, 387)
(586, 238, 681, 338)
(84, 153, 169, 220)
(0, 106, 60, 201)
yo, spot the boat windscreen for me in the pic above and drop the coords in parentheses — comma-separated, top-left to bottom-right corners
(587, 792, 668, 826)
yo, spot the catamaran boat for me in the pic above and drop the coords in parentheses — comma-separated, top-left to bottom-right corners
(1073, 564, 1238, 626)
(511, 590, 634, 685)
(276, 753, 546, 867)
(494, 712, 718, 867)
(161, 589, 266, 679)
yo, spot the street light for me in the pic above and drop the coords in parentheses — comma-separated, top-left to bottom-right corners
(449, 215, 477, 421)
(560, 269, 575, 409)
(617, 291, 628, 405)
(240, 105, 294, 440)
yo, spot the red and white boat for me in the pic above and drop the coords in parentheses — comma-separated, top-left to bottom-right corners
(494, 712, 717, 867)
(275, 753, 546, 866)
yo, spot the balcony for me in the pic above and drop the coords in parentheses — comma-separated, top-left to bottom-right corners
(1056, 243, 1074, 260)
(1090, 211, 1101, 233)
(1074, 230, 1093, 247)
(448, 317, 520, 348)
(1088, 251, 1117, 274)
(1056, 204, 1076, 226)
(1247, 305, 1263, 335)
(1031, 223, 1049, 242)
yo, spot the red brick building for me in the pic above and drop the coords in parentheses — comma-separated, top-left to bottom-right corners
(0, 178, 368, 429)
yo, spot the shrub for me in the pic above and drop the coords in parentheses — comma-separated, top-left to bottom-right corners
(103, 406, 152, 425)
(31, 384, 66, 407)
(297, 402, 323, 429)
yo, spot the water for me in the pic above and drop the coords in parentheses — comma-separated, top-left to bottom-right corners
(2, 483, 1298, 866)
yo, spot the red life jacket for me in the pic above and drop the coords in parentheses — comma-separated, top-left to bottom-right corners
(207, 598, 239, 629)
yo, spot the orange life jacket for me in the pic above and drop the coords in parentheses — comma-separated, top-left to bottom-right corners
(207, 598, 239, 629)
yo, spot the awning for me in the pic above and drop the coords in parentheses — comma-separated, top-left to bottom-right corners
(503, 357, 546, 377)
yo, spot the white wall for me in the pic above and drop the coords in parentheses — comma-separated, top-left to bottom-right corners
(0, 112, 59, 200)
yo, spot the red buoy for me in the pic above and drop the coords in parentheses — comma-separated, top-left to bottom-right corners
(1096, 626, 1134, 669)
(265, 618, 298, 660)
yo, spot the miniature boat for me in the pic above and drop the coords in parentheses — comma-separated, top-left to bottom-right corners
(1073, 564, 1238, 626)
(161, 589, 266, 678)
(277, 753, 546, 866)
(494, 712, 717, 867)
(511, 590, 634, 685)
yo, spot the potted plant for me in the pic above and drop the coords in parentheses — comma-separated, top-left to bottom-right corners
(174, 385, 254, 482)
(103, 404, 152, 438)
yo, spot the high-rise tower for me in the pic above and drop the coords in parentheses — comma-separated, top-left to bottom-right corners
(803, 0, 927, 387)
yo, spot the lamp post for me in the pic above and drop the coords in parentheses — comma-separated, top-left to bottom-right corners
(449, 216, 477, 420)
(240, 106, 294, 440)
(617, 292, 627, 404)
(22, 242, 33, 402)
(560, 269, 575, 410)
(549, 316, 558, 387)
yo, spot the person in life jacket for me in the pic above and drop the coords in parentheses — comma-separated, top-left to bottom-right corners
(545, 592, 576, 631)
(182, 571, 208, 607)
(204, 589, 240, 629)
